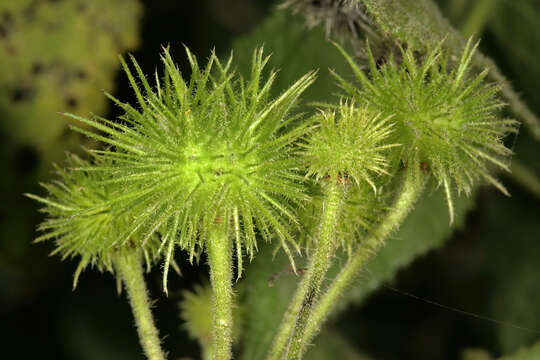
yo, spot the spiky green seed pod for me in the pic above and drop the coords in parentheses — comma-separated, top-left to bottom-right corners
(68, 47, 316, 282)
(27, 154, 162, 288)
(298, 103, 395, 253)
(302, 103, 397, 191)
(333, 40, 519, 222)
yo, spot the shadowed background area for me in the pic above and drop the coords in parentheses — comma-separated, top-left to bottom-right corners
(1, 0, 539, 359)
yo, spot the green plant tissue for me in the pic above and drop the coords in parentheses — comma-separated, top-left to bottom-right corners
(0, 0, 141, 155)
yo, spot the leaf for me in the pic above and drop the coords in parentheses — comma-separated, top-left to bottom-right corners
(0, 0, 142, 158)
(479, 188, 540, 353)
(498, 341, 540, 360)
(462, 348, 493, 360)
(237, 183, 474, 359)
(341, 182, 475, 308)
(238, 240, 295, 360)
(231, 9, 353, 106)
(486, 0, 540, 117)
(179, 282, 244, 360)
(179, 283, 214, 359)
(304, 328, 372, 360)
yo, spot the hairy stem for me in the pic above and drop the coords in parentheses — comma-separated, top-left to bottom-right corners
(203, 347, 213, 360)
(207, 222, 233, 360)
(509, 159, 540, 201)
(302, 168, 426, 347)
(268, 181, 343, 360)
(448, 0, 468, 21)
(114, 251, 166, 360)
(460, 0, 498, 37)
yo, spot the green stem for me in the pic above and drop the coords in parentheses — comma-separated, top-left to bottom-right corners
(302, 168, 426, 347)
(114, 251, 166, 360)
(268, 181, 343, 360)
(207, 222, 233, 360)
(489, 65, 540, 140)
(509, 159, 540, 201)
(202, 342, 213, 360)
(448, 0, 468, 22)
(202, 350, 212, 360)
(459, 0, 498, 38)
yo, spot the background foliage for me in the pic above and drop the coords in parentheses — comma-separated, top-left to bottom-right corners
(1, 0, 539, 359)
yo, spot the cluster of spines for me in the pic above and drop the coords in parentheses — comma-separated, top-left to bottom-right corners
(302, 103, 397, 192)
(64, 47, 316, 287)
(332, 39, 518, 222)
(295, 102, 396, 254)
(26, 154, 163, 288)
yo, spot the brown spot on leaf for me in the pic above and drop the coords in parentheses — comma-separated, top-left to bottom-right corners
(66, 96, 78, 108)
(0, 11, 14, 38)
(11, 86, 35, 102)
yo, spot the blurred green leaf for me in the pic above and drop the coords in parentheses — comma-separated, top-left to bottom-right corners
(0, 0, 141, 159)
(346, 183, 474, 307)
(479, 190, 540, 353)
(237, 183, 474, 359)
(231, 9, 352, 106)
(463, 348, 493, 360)
(498, 341, 540, 360)
(0, 0, 142, 302)
(487, 0, 540, 115)
(179, 282, 243, 360)
(304, 329, 372, 360)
